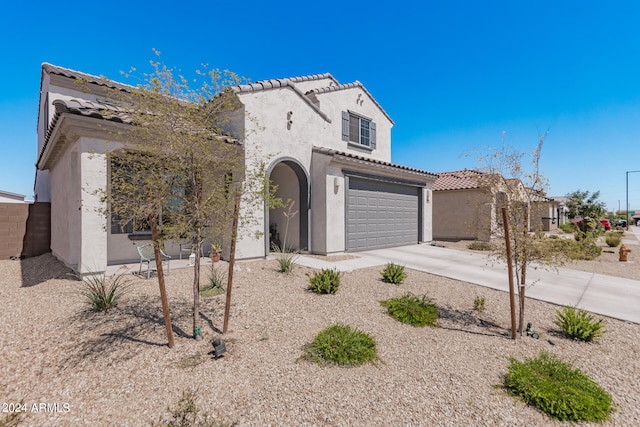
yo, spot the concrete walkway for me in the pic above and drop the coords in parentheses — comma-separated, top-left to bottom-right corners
(296, 227, 640, 324)
(107, 227, 640, 324)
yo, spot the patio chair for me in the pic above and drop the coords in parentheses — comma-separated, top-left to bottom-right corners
(137, 244, 171, 279)
(179, 239, 205, 259)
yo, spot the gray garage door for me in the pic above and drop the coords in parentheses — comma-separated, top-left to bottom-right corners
(346, 177, 420, 251)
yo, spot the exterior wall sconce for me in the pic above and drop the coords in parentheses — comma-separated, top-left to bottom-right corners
(287, 110, 293, 130)
(334, 176, 340, 190)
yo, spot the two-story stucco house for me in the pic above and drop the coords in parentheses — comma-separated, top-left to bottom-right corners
(35, 64, 438, 275)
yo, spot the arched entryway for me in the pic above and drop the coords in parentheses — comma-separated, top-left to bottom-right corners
(266, 159, 309, 253)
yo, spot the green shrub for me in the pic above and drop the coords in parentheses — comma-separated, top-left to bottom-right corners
(549, 238, 601, 260)
(473, 296, 486, 312)
(467, 241, 496, 251)
(559, 222, 576, 233)
(77, 273, 133, 312)
(308, 268, 342, 294)
(380, 293, 439, 327)
(504, 352, 613, 422)
(605, 233, 622, 247)
(554, 306, 605, 342)
(304, 324, 378, 366)
(380, 262, 407, 284)
(573, 239, 602, 260)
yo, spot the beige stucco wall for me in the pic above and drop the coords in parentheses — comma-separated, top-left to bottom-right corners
(49, 146, 77, 268)
(422, 188, 433, 242)
(38, 68, 430, 271)
(235, 81, 394, 258)
(433, 189, 492, 241)
(530, 201, 558, 232)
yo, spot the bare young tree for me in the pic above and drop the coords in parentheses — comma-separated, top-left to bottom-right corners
(96, 51, 279, 343)
(474, 130, 565, 335)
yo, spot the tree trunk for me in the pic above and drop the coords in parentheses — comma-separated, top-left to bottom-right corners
(193, 232, 202, 340)
(518, 208, 529, 335)
(150, 218, 175, 348)
(502, 208, 517, 340)
(518, 266, 526, 335)
(223, 189, 241, 334)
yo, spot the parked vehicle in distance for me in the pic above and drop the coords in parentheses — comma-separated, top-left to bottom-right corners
(600, 219, 611, 230)
(616, 219, 627, 228)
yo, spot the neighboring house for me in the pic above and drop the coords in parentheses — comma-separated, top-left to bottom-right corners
(432, 170, 496, 241)
(35, 64, 438, 275)
(432, 170, 557, 241)
(528, 190, 560, 232)
(548, 196, 570, 226)
(0, 190, 28, 203)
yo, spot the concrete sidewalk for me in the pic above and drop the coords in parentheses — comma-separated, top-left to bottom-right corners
(297, 228, 640, 324)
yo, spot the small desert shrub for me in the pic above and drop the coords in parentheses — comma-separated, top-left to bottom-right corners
(200, 266, 226, 298)
(0, 401, 26, 426)
(380, 262, 407, 284)
(272, 244, 298, 274)
(467, 241, 496, 251)
(554, 306, 605, 342)
(605, 232, 622, 247)
(77, 273, 133, 312)
(308, 268, 342, 294)
(559, 222, 576, 233)
(380, 293, 438, 327)
(150, 389, 233, 426)
(304, 324, 378, 366)
(549, 238, 601, 260)
(473, 296, 486, 312)
(504, 352, 613, 422)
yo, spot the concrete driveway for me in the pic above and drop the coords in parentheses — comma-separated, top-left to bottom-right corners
(297, 230, 640, 324)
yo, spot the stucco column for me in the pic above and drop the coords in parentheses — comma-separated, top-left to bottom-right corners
(78, 139, 108, 275)
(422, 187, 433, 242)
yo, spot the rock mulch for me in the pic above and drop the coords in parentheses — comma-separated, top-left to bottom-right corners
(1, 253, 639, 426)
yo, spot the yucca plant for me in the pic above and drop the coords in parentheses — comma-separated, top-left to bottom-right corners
(380, 262, 407, 284)
(308, 268, 342, 294)
(200, 266, 226, 297)
(554, 306, 605, 342)
(272, 244, 299, 274)
(273, 200, 299, 274)
(77, 273, 133, 312)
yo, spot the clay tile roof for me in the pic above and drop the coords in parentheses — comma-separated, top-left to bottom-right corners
(313, 146, 438, 179)
(52, 98, 132, 123)
(42, 63, 134, 92)
(432, 169, 485, 191)
(305, 80, 393, 124)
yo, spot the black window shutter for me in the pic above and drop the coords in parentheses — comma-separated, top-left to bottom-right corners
(342, 111, 349, 141)
(370, 122, 377, 149)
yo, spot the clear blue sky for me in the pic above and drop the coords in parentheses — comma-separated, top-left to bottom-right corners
(1, 1, 639, 211)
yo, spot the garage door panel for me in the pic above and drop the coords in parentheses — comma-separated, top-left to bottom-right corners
(347, 177, 419, 251)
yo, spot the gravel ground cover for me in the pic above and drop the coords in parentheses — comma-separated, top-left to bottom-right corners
(1, 253, 639, 426)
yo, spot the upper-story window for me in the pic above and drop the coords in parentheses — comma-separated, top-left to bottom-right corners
(342, 111, 376, 149)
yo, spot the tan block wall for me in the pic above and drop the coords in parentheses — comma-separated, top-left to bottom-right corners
(433, 189, 492, 241)
(0, 202, 51, 259)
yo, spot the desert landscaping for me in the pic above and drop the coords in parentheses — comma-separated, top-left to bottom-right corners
(1, 232, 639, 426)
